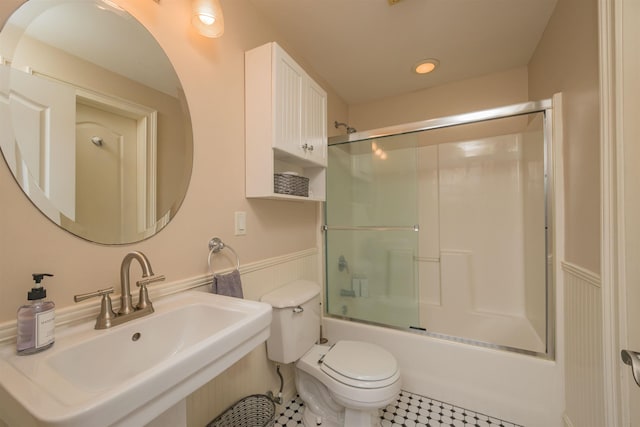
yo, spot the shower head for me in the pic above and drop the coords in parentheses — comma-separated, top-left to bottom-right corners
(334, 121, 357, 134)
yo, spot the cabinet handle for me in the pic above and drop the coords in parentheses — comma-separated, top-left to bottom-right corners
(307, 144, 314, 152)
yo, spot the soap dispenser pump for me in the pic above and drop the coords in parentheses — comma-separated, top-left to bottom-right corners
(16, 273, 56, 355)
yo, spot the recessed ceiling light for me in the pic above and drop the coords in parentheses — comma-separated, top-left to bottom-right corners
(413, 59, 439, 75)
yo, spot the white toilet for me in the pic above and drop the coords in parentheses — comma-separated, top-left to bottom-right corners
(261, 280, 401, 427)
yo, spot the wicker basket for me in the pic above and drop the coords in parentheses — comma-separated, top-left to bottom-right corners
(274, 173, 309, 197)
(207, 394, 275, 427)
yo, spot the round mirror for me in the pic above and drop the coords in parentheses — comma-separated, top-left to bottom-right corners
(0, 0, 193, 244)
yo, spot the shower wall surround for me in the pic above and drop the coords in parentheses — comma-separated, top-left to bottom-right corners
(325, 107, 550, 355)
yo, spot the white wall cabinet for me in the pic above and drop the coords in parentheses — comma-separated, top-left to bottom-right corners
(245, 42, 327, 201)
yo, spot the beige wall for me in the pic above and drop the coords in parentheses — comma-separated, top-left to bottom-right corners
(348, 66, 529, 131)
(0, 0, 345, 323)
(529, 0, 600, 274)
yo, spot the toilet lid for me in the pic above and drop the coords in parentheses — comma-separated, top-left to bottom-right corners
(320, 341, 398, 388)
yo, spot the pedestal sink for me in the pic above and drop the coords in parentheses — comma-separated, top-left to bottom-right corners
(0, 291, 272, 427)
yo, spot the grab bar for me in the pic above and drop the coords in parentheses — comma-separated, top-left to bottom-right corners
(321, 225, 419, 232)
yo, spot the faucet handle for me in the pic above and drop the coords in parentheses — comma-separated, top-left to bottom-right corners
(74, 287, 114, 302)
(136, 275, 165, 287)
(73, 288, 117, 330)
(135, 275, 164, 310)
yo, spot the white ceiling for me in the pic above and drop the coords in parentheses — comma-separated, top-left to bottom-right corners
(248, 0, 558, 105)
(6, 0, 558, 105)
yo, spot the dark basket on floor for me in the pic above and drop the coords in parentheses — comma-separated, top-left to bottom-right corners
(274, 173, 309, 197)
(206, 394, 275, 427)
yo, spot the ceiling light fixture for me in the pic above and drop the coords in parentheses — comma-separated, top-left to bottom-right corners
(413, 59, 439, 75)
(192, 0, 224, 38)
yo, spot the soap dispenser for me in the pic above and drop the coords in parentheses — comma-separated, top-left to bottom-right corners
(16, 273, 56, 355)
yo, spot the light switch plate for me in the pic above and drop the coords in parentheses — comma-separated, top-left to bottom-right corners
(235, 211, 247, 235)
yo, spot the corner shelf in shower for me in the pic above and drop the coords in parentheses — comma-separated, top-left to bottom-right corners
(245, 41, 327, 202)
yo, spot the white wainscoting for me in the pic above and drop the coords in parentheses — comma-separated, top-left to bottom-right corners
(187, 248, 320, 426)
(562, 261, 605, 427)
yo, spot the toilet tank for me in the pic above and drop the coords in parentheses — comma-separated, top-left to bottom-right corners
(260, 280, 321, 364)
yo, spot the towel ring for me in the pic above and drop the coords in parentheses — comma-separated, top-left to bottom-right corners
(207, 237, 240, 271)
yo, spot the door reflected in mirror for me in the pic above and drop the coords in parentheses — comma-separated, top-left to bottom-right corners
(0, 0, 193, 244)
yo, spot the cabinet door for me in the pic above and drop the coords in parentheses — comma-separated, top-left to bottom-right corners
(273, 46, 304, 157)
(303, 78, 327, 166)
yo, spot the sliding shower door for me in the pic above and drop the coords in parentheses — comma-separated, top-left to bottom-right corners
(324, 100, 553, 357)
(325, 133, 420, 328)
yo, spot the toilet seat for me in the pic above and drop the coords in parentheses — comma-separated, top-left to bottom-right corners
(296, 343, 401, 413)
(320, 341, 399, 389)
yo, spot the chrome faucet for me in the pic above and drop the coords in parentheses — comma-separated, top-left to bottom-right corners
(74, 251, 165, 329)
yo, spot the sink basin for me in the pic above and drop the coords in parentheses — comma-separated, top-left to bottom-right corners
(0, 291, 272, 427)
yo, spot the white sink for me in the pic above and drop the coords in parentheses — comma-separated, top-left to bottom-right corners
(0, 291, 272, 427)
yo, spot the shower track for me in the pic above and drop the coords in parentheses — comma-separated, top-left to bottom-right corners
(328, 99, 552, 146)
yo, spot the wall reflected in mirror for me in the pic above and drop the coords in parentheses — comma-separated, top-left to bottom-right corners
(0, 0, 193, 244)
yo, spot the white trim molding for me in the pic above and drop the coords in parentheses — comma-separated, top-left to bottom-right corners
(599, 0, 624, 425)
(0, 248, 319, 345)
(561, 261, 601, 288)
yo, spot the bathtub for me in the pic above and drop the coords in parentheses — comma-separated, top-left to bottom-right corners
(322, 316, 563, 426)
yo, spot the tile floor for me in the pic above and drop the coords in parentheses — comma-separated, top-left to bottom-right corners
(273, 390, 523, 427)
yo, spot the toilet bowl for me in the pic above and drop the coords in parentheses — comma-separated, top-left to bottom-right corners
(296, 342, 401, 426)
(260, 280, 402, 427)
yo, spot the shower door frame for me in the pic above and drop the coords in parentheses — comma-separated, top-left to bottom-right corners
(324, 98, 556, 359)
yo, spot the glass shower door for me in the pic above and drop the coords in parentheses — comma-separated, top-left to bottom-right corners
(324, 104, 552, 356)
(324, 133, 420, 329)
